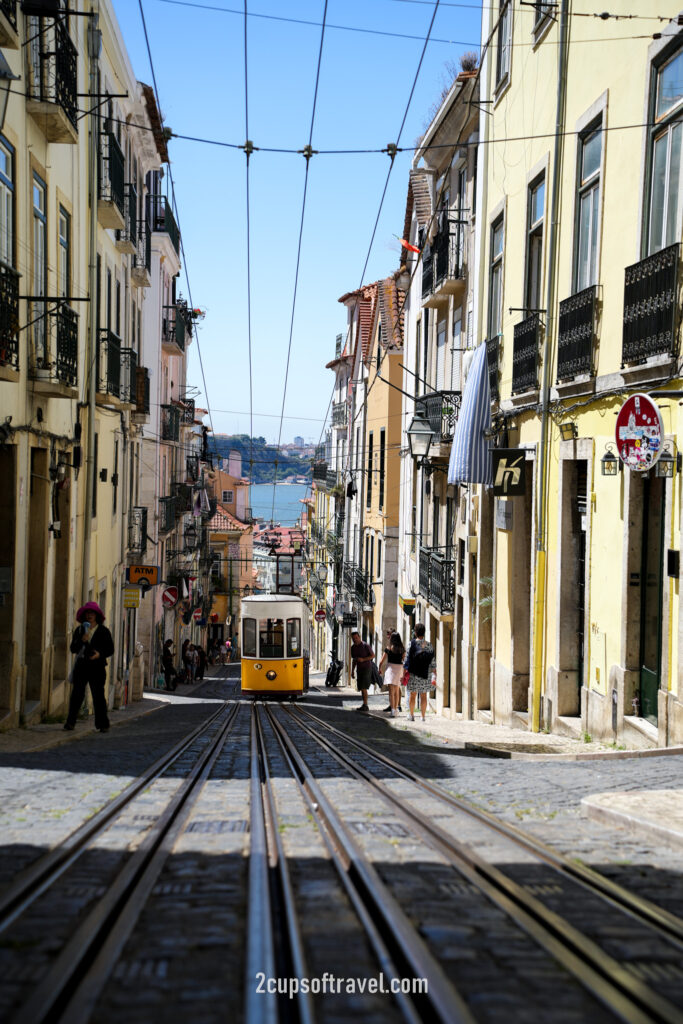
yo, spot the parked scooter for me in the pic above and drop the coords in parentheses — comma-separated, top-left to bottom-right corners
(325, 655, 343, 688)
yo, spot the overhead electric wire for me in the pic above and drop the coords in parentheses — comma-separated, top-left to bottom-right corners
(244, 0, 255, 492)
(270, 0, 330, 525)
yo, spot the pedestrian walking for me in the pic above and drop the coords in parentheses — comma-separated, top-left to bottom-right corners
(161, 639, 177, 690)
(181, 638, 191, 680)
(196, 644, 207, 680)
(231, 631, 239, 662)
(350, 630, 374, 713)
(403, 623, 435, 723)
(187, 644, 199, 682)
(64, 602, 114, 733)
(379, 632, 405, 718)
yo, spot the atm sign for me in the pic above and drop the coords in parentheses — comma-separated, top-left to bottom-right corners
(128, 565, 160, 586)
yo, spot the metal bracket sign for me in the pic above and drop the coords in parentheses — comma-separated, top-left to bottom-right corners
(492, 449, 526, 496)
(615, 393, 664, 472)
(123, 587, 140, 609)
(342, 612, 358, 628)
(127, 565, 160, 586)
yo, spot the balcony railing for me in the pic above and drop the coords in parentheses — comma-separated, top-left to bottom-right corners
(28, 302, 78, 388)
(161, 403, 181, 442)
(419, 546, 455, 614)
(622, 243, 680, 368)
(99, 131, 125, 222)
(150, 194, 180, 255)
(432, 223, 464, 292)
(326, 467, 339, 492)
(54, 305, 77, 387)
(557, 286, 596, 382)
(186, 454, 199, 483)
(171, 480, 193, 515)
(332, 401, 348, 428)
(0, 263, 19, 371)
(158, 496, 176, 534)
(180, 396, 195, 424)
(312, 461, 327, 483)
(486, 337, 500, 402)
(128, 506, 147, 555)
(97, 328, 121, 397)
(415, 390, 461, 443)
(343, 561, 373, 608)
(132, 212, 151, 286)
(116, 183, 138, 253)
(0, 1, 17, 31)
(25, 16, 78, 135)
(326, 530, 343, 559)
(421, 242, 434, 299)
(512, 313, 540, 394)
(134, 365, 150, 416)
(119, 347, 137, 404)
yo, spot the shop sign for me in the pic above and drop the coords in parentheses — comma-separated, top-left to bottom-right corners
(127, 565, 159, 586)
(615, 393, 664, 472)
(492, 449, 526, 496)
(123, 587, 140, 609)
(342, 612, 358, 628)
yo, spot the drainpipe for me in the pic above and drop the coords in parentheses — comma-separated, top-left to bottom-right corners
(81, 15, 101, 600)
(531, 0, 569, 732)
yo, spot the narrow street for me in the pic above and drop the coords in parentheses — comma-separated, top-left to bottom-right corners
(1, 669, 682, 1023)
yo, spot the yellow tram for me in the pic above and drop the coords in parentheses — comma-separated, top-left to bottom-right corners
(240, 594, 310, 699)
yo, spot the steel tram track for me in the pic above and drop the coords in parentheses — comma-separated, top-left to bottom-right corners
(6, 703, 239, 1024)
(279, 705, 683, 1024)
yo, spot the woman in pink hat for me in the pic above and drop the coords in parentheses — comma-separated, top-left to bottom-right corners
(64, 602, 115, 733)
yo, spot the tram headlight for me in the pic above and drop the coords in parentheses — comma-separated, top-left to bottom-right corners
(266, 670, 277, 681)
(254, 663, 262, 671)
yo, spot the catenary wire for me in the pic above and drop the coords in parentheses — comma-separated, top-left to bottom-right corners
(244, 0, 255, 493)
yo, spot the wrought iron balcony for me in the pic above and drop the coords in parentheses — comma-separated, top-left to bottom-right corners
(415, 390, 461, 444)
(119, 346, 137, 404)
(0, 1, 18, 47)
(423, 222, 465, 305)
(132, 214, 151, 287)
(326, 530, 343, 559)
(162, 301, 191, 354)
(512, 313, 541, 394)
(116, 183, 138, 255)
(326, 467, 339, 491)
(419, 546, 455, 614)
(312, 461, 327, 483)
(28, 302, 78, 389)
(25, 16, 77, 142)
(0, 262, 19, 371)
(332, 401, 348, 428)
(150, 195, 180, 255)
(158, 496, 176, 534)
(622, 243, 680, 368)
(134, 365, 150, 417)
(557, 286, 596, 382)
(421, 243, 434, 299)
(0, 0, 16, 29)
(310, 521, 325, 545)
(186, 454, 200, 483)
(98, 131, 125, 228)
(171, 480, 193, 515)
(343, 561, 373, 608)
(161, 403, 181, 442)
(128, 506, 148, 555)
(179, 395, 195, 424)
(97, 328, 121, 398)
(486, 337, 500, 402)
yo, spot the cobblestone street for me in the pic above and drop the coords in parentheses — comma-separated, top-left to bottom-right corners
(1, 668, 682, 1023)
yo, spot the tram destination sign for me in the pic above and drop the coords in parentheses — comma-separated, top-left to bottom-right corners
(615, 393, 664, 473)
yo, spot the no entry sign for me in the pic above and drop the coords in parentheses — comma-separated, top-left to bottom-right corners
(193, 607, 202, 621)
(162, 586, 178, 609)
(615, 393, 664, 472)
(314, 609, 326, 622)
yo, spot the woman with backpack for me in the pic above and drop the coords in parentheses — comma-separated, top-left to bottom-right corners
(403, 623, 436, 722)
(379, 631, 405, 718)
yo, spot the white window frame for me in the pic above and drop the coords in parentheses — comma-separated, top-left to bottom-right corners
(222, 489, 234, 504)
(573, 121, 602, 291)
(496, 1, 512, 88)
(525, 175, 545, 312)
(0, 137, 14, 269)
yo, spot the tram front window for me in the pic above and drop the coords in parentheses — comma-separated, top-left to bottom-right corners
(259, 618, 284, 659)
(287, 618, 300, 657)
(243, 618, 257, 657)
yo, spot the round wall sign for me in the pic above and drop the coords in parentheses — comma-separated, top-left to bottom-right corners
(615, 393, 664, 472)
(314, 609, 326, 622)
(162, 586, 179, 609)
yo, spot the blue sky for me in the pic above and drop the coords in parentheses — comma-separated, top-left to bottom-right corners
(112, 0, 483, 444)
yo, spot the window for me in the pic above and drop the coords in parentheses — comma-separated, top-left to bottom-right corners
(243, 618, 256, 657)
(92, 432, 98, 519)
(436, 319, 447, 391)
(222, 489, 234, 504)
(647, 47, 683, 254)
(58, 206, 70, 299)
(259, 618, 284, 659)
(0, 137, 14, 267)
(496, 1, 511, 86)
(379, 429, 385, 510)
(534, 2, 554, 33)
(526, 176, 545, 311)
(574, 124, 602, 290)
(367, 432, 373, 508)
(377, 538, 382, 578)
(414, 318, 421, 395)
(32, 173, 47, 365)
(422, 309, 430, 390)
(488, 216, 504, 338)
(112, 439, 118, 515)
(376, 324, 382, 370)
(286, 618, 300, 657)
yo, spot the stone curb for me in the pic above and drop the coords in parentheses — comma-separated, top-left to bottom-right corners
(0, 698, 168, 754)
(461, 742, 683, 762)
(582, 790, 683, 849)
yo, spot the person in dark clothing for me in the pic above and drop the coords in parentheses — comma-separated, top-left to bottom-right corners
(64, 602, 114, 733)
(404, 622, 435, 723)
(350, 630, 374, 713)
(196, 644, 207, 680)
(162, 639, 176, 690)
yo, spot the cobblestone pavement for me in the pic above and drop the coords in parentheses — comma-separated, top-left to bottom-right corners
(1, 669, 682, 1022)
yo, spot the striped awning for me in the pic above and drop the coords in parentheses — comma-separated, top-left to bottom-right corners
(447, 342, 492, 485)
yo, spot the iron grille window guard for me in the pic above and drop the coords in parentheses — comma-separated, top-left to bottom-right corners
(99, 132, 125, 215)
(512, 313, 540, 393)
(622, 243, 680, 367)
(415, 390, 462, 442)
(433, 225, 463, 290)
(0, 262, 19, 370)
(180, 396, 195, 424)
(1, 1, 17, 30)
(186, 454, 199, 482)
(54, 304, 77, 387)
(486, 337, 500, 402)
(117, 183, 138, 249)
(133, 214, 151, 277)
(135, 365, 150, 415)
(97, 328, 121, 397)
(160, 403, 181, 442)
(158, 496, 176, 534)
(119, 346, 137, 404)
(26, 16, 78, 128)
(332, 401, 347, 427)
(149, 194, 180, 255)
(419, 546, 455, 613)
(557, 285, 596, 382)
(171, 480, 192, 515)
(128, 506, 147, 554)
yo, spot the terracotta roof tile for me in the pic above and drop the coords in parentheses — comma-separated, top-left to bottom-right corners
(378, 277, 405, 350)
(208, 504, 250, 533)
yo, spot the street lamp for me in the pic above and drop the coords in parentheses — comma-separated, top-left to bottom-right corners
(559, 421, 578, 441)
(655, 443, 681, 479)
(0, 53, 19, 134)
(406, 412, 434, 461)
(601, 443, 620, 477)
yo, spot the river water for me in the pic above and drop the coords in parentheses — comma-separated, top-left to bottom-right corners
(249, 483, 311, 525)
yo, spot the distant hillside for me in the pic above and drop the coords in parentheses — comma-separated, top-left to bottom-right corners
(209, 434, 313, 485)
